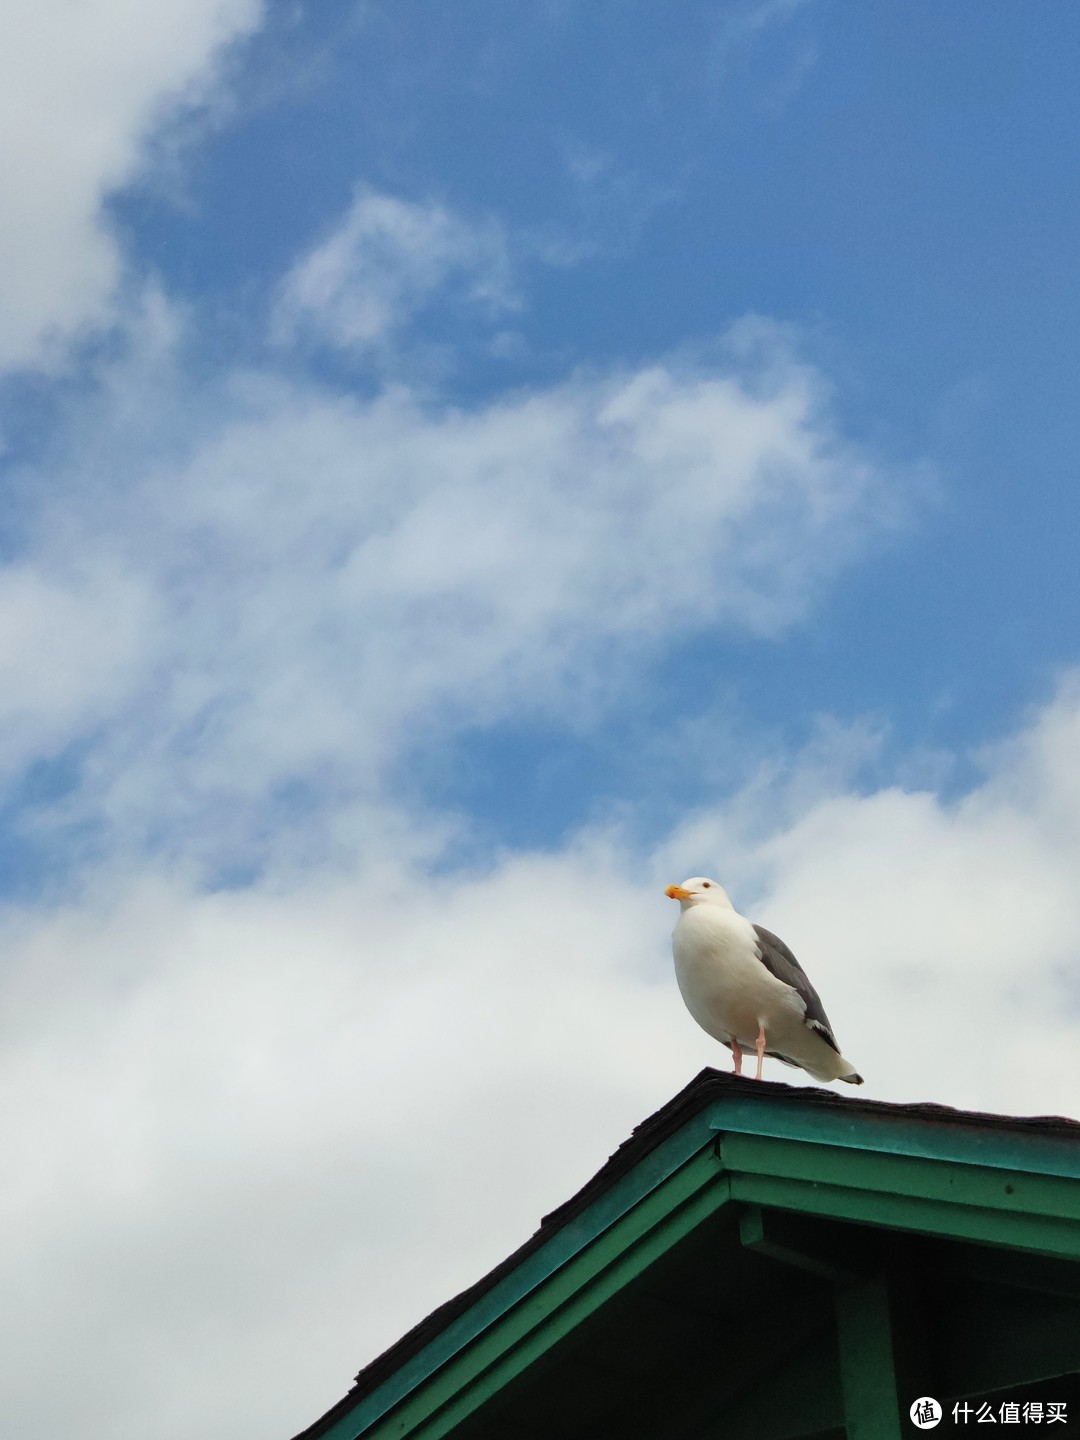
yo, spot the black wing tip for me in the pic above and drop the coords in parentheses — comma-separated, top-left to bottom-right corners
(807, 1018, 841, 1054)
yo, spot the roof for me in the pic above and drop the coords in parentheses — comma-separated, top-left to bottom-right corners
(292, 1070, 1080, 1440)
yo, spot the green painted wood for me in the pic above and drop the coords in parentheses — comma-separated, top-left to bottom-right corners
(705, 1096, 1080, 1180)
(316, 1112, 721, 1439)
(739, 1205, 882, 1283)
(718, 1133, 1080, 1225)
(728, 1173, 1080, 1259)
(835, 1278, 903, 1440)
(351, 1148, 730, 1440)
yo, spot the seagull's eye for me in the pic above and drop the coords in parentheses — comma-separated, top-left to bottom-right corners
(702, 881, 712, 888)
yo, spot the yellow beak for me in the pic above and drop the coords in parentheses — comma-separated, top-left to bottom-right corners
(665, 884, 692, 901)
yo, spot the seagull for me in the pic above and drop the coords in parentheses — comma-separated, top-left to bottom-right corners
(665, 877, 863, 1085)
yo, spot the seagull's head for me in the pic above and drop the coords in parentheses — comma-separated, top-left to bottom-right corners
(664, 876, 734, 910)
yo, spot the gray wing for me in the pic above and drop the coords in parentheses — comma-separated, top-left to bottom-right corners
(752, 924, 840, 1054)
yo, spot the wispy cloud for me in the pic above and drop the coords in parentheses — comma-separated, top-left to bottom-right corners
(0, 1, 264, 371)
(0, 563, 149, 780)
(6, 310, 893, 876)
(273, 186, 516, 353)
(710, 0, 812, 57)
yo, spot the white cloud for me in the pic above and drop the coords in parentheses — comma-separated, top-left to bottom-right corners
(8, 319, 892, 871)
(273, 186, 516, 351)
(711, 0, 811, 56)
(0, 849, 677, 1440)
(3, 680, 1080, 1438)
(0, 564, 150, 778)
(0, 0, 263, 370)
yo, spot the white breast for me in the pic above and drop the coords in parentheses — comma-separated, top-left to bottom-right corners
(672, 904, 805, 1049)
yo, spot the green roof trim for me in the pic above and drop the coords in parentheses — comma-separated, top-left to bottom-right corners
(722, 1133, 1080, 1260)
(705, 1090, 1080, 1179)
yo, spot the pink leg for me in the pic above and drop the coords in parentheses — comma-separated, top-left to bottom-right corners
(754, 1025, 767, 1080)
(729, 1039, 743, 1076)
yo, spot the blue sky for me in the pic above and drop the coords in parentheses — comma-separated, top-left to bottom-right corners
(64, 0, 1080, 857)
(3, 6, 1080, 1439)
